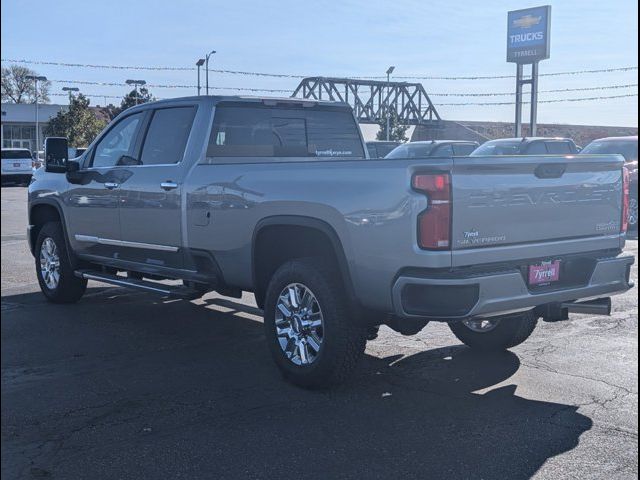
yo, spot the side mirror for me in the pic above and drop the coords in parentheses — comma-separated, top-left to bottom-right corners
(44, 137, 69, 173)
(65, 160, 84, 184)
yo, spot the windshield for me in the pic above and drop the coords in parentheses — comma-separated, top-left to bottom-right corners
(470, 140, 522, 156)
(386, 143, 435, 159)
(581, 140, 638, 162)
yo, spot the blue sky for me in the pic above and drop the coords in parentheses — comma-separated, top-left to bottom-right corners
(1, 0, 637, 128)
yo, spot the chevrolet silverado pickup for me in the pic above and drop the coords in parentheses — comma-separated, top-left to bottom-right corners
(28, 96, 635, 388)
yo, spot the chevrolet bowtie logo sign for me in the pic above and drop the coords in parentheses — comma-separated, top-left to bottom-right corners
(507, 5, 551, 63)
(513, 14, 542, 29)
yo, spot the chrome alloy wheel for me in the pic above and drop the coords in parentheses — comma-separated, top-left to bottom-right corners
(275, 283, 324, 366)
(39, 237, 61, 290)
(462, 318, 501, 333)
(629, 197, 638, 227)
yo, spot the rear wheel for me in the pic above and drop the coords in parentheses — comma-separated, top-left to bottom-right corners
(629, 195, 638, 230)
(264, 258, 366, 388)
(448, 311, 538, 351)
(35, 222, 87, 303)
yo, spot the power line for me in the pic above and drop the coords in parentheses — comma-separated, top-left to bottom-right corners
(49, 79, 291, 93)
(434, 93, 638, 106)
(429, 83, 638, 97)
(2, 58, 637, 80)
(47, 78, 638, 96)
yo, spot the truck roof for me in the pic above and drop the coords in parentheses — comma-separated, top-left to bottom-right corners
(125, 95, 351, 111)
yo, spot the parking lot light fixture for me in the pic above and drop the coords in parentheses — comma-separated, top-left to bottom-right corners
(125, 79, 147, 105)
(196, 59, 205, 96)
(385, 66, 395, 141)
(205, 50, 216, 95)
(25, 75, 47, 156)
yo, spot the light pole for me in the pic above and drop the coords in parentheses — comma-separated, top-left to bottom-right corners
(196, 58, 205, 96)
(205, 50, 216, 95)
(26, 75, 47, 156)
(125, 79, 147, 105)
(385, 66, 395, 141)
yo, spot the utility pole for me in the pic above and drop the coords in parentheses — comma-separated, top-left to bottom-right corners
(385, 66, 395, 141)
(196, 58, 205, 95)
(205, 50, 216, 95)
(26, 75, 47, 157)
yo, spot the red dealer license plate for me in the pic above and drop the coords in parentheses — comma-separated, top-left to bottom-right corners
(528, 260, 561, 285)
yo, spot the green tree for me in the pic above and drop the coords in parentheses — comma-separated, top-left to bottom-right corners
(45, 94, 107, 148)
(105, 87, 156, 119)
(376, 110, 409, 142)
(120, 87, 155, 112)
(1, 64, 51, 104)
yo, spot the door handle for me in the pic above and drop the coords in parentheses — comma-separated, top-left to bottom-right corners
(160, 181, 178, 191)
(104, 182, 119, 190)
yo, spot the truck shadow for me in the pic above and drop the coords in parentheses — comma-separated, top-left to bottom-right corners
(1, 289, 593, 480)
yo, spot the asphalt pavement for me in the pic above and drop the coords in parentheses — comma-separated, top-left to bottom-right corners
(1, 185, 638, 479)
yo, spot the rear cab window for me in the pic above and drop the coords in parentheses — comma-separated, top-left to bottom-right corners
(207, 104, 364, 160)
(2, 150, 32, 159)
(544, 141, 574, 154)
(452, 144, 477, 156)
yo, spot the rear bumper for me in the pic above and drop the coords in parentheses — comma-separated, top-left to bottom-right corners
(392, 254, 635, 320)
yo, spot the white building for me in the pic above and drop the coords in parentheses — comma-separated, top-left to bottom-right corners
(1, 103, 68, 152)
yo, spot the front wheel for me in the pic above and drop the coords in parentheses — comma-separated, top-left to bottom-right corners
(448, 311, 538, 351)
(264, 258, 366, 388)
(35, 222, 87, 303)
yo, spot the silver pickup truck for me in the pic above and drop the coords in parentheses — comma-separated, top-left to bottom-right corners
(28, 96, 635, 387)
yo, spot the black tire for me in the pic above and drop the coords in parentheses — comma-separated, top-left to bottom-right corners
(448, 311, 538, 351)
(264, 258, 366, 388)
(35, 222, 87, 303)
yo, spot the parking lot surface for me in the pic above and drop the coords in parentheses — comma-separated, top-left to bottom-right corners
(1, 185, 638, 479)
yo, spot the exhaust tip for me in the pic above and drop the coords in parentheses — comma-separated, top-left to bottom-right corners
(561, 297, 612, 316)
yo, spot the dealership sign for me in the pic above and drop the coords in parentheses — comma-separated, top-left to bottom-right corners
(507, 5, 551, 63)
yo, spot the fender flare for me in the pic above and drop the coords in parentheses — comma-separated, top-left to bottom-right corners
(29, 198, 77, 266)
(251, 215, 357, 306)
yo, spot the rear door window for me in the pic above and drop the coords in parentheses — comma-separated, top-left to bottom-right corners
(140, 106, 196, 165)
(208, 105, 364, 159)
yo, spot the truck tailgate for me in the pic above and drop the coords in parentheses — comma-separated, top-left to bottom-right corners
(451, 155, 625, 266)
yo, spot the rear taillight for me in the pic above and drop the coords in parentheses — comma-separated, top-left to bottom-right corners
(622, 166, 630, 233)
(412, 173, 452, 250)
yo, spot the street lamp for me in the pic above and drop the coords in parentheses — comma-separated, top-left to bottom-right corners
(25, 75, 47, 156)
(125, 79, 147, 105)
(205, 50, 216, 95)
(385, 66, 395, 142)
(196, 58, 205, 96)
(62, 86, 80, 97)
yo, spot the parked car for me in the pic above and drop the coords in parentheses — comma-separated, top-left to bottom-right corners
(365, 141, 401, 158)
(470, 137, 579, 156)
(386, 140, 479, 158)
(28, 96, 634, 388)
(580, 136, 638, 230)
(1, 148, 34, 185)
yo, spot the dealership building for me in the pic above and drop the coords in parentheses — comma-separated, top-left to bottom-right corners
(1, 103, 68, 152)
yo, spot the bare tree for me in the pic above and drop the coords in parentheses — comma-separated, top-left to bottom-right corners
(1, 65, 51, 104)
